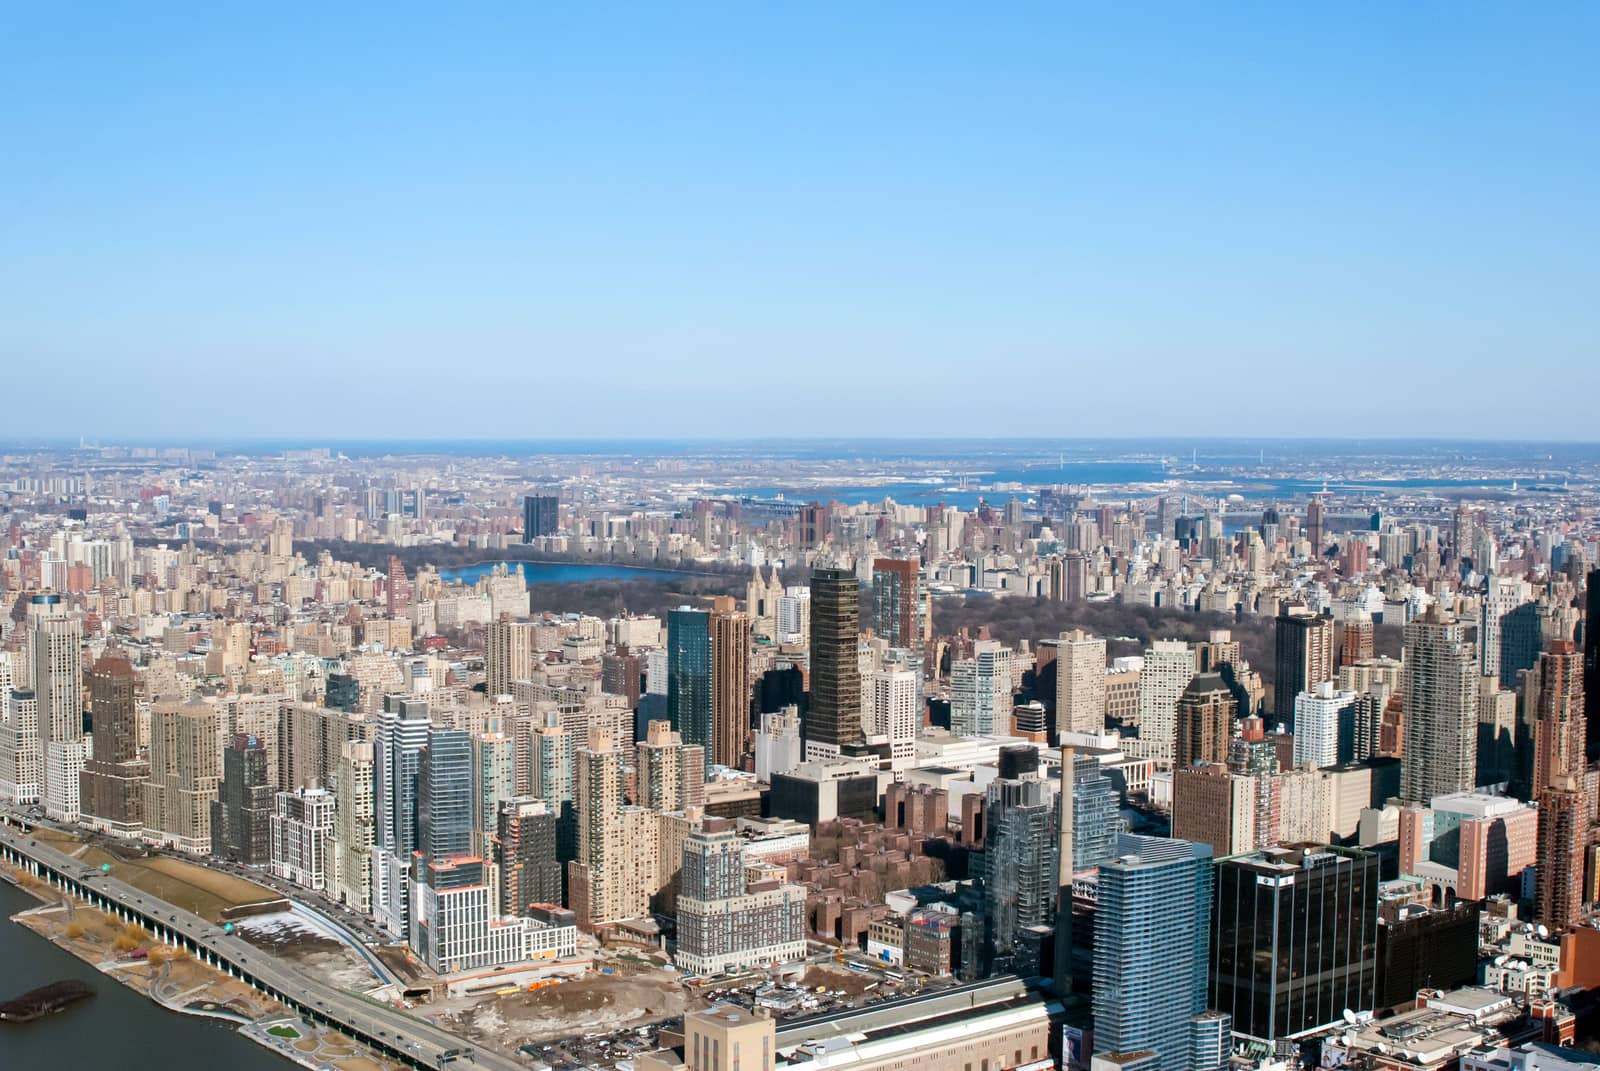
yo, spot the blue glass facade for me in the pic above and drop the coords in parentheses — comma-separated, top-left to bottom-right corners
(668, 608, 713, 755)
(1093, 834, 1214, 1071)
(418, 727, 474, 863)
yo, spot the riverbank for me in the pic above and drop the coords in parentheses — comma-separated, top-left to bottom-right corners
(0, 857, 407, 1071)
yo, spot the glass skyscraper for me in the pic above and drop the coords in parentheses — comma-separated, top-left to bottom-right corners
(1209, 844, 1378, 1046)
(1093, 834, 1214, 1071)
(668, 607, 713, 755)
(1071, 754, 1118, 871)
(983, 775, 1056, 971)
(417, 726, 474, 863)
(375, 695, 430, 854)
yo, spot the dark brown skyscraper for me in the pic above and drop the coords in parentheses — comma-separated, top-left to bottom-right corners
(709, 596, 752, 769)
(79, 652, 149, 836)
(1273, 611, 1335, 727)
(1585, 568, 1599, 759)
(1176, 672, 1237, 770)
(871, 557, 920, 649)
(1305, 496, 1326, 556)
(1529, 640, 1586, 797)
(805, 567, 862, 759)
(601, 646, 641, 709)
(1536, 778, 1586, 933)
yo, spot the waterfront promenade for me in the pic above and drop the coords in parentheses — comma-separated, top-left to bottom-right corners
(0, 820, 525, 1071)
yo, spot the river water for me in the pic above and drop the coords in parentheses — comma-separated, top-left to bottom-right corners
(0, 881, 289, 1070)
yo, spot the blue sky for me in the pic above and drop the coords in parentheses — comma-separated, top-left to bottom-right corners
(2, 5, 1596, 440)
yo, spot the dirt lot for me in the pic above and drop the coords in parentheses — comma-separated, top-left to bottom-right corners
(801, 964, 879, 997)
(427, 969, 689, 1050)
(233, 911, 384, 992)
(66, 842, 281, 921)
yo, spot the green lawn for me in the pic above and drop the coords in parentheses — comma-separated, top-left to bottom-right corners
(267, 1025, 301, 1039)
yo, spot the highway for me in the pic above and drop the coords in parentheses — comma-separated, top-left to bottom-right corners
(0, 821, 526, 1071)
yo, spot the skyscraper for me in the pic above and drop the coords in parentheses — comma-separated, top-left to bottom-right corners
(601, 646, 642, 710)
(1175, 672, 1236, 770)
(471, 731, 516, 855)
(375, 695, 430, 854)
(270, 787, 335, 890)
(1292, 681, 1362, 770)
(636, 719, 706, 812)
(871, 557, 921, 649)
(569, 727, 658, 929)
(1137, 639, 1195, 767)
(417, 726, 473, 863)
(805, 568, 863, 759)
(951, 641, 1014, 738)
(1056, 629, 1107, 737)
(983, 775, 1057, 971)
(1210, 845, 1378, 1047)
(1400, 607, 1479, 803)
(709, 596, 752, 770)
(0, 689, 41, 805)
(1481, 576, 1535, 685)
(142, 699, 220, 853)
(1527, 640, 1586, 798)
(496, 797, 563, 915)
(522, 494, 559, 542)
(333, 739, 376, 912)
(486, 613, 533, 700)
(31, 596, 84, 823)
(1585, 568, 1599, 758)
(531, 710, 576, 906)
(80, 652, 149, 836)
(1273, 610, 1334, 727)
(1093, 835, 1214, 1071)
(1529, 639, 1588, 933)
(1535, 778, 1587, 933)
(668, 607, 713, 757)
(867, 668, 918, 771)
(1305, 496, 1326, 555)
(1070, 752, 1118, 871)
(212, 734, 273, 864)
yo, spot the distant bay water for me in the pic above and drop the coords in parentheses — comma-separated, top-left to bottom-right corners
(439, 561, 691, 586)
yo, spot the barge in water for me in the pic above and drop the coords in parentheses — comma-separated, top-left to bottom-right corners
(0, 979, 94, 1023)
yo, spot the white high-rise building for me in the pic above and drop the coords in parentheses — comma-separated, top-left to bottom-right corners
(0, 689, 42, 805)
(868, 669, 918, 771)
(777, 587, 811, 645)
(372, 695, 430, 933)
(1137, 639, 1195, 769)
(754, 708, 803, 783)
(271, 787, 335, 891)
(30, 597, 83, 822)
(531, 711, 573, 806)
(1479, 576, 1533, 684)
(951, 641, 1013, 737)
(644, 647, 668, 696)
(333, 740, 376, 912)
(1292, 682, 1361, 769)
(1055, 629, 1108, 738)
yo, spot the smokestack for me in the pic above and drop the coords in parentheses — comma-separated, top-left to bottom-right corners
(1053, 744, 1075, 996)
